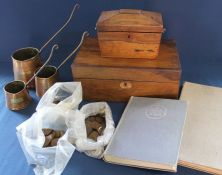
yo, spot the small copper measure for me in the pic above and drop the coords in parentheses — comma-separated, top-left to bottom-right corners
(11, 4, 80, 88)
(4, 44, 59, 110)
(35, 31, 89, 97)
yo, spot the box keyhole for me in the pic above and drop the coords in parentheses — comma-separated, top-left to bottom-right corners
(128, 34, 131, 39)
(120, 81, 132, 89)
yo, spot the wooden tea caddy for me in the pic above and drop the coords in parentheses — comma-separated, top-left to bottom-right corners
(72, 37, 181, 102)
(96, 9, 165, 59)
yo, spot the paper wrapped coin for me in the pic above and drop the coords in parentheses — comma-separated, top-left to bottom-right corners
(42, 129, 53, 136)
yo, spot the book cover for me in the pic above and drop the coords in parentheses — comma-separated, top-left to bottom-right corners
(104, 96, 187, 172)
(179, 82, 222, 174)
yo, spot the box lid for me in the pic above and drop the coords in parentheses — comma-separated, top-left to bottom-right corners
(72, 38, 181, 83)
(96, 9, 164, 33)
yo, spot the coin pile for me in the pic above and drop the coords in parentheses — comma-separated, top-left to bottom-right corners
(42, 129, 65, 147)
(85, 113, 106, 141)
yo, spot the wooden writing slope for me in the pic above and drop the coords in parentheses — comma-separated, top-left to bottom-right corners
(72, 37, 181, 102)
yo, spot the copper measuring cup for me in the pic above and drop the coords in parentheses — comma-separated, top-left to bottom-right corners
(4, 44, 59, 110)
(11, 4, 80, 88)
(35, 31, 89, 97)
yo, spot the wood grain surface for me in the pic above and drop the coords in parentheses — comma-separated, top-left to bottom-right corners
(73, 37, 180, 70)
(98, 32, 161, 43)
(96, 9, 164, 32)
(75, 78, 179, 102)
(99, 40, 160, 59)
(72, 37, 181, 101)
(96, 9, 164, 58)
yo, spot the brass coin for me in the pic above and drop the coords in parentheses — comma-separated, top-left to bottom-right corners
(42, 129, 53, 136)
(88, 131, 99, 141)
(86, 123, 93, 136)
(50, 138, 59, 147)
(54, 130, 65, 138)
(95, 116, 104, 123)
(89, 116, 96, 122)
(43, 132, 55, 147)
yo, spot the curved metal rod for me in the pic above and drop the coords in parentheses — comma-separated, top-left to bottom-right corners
(26, 44, 59, 86)
(39, 3, 80, 53)
(57, 31, 89, 70)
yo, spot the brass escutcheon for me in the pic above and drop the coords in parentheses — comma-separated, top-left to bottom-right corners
(120, 81, 132, 89)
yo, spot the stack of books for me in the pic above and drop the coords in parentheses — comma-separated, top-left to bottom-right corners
(103, 82, 222, 174)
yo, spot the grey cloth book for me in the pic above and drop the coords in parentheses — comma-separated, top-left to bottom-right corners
(179, 82, 222, 174)
(104, 96, 187, 172)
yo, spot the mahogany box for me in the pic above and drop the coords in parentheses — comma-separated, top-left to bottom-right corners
(71, 37, 181, 102)
(96, 9, 164, 59)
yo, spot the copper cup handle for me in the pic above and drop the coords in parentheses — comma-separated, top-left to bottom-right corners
(39, 4, 80, 53)
(57, 31, 89, 70)
(26, 44, 59, 86)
